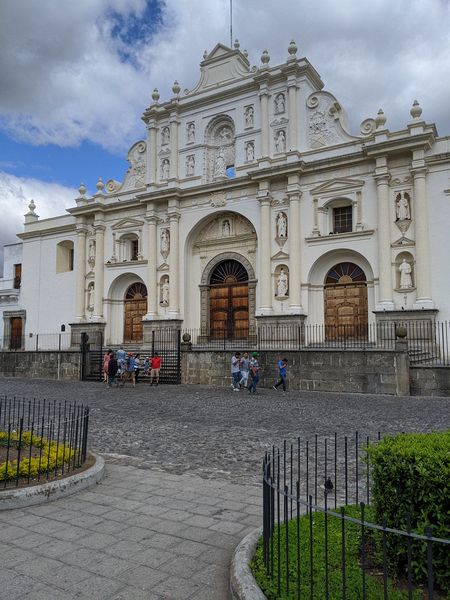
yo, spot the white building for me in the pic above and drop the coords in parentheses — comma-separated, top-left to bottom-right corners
(2, 41, 450, 349)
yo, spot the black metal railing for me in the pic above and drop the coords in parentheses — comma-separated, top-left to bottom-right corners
(0, 396, 90, 488)
(260, 433, 449, 599)
(182, 321, 450, 365)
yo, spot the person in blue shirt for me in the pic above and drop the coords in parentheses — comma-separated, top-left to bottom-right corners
(272, 358, 288, 392)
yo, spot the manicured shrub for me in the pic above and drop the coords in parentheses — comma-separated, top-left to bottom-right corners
(368, 431, 450, 593)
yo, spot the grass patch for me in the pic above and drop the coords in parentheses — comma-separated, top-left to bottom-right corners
(251, 505, 439, 599)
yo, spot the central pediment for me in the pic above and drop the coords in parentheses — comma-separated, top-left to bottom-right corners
(187, 43, 251, 96)
(310, 177, 365, 196)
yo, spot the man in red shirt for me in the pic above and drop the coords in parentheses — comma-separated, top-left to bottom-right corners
(150, 352, 162, 385)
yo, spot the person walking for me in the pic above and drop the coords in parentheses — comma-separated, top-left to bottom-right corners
(103, 349, 112, 383)
(107, 354, 119, 387)
(116, 346, 126, 374)
(150, 352, 162, 385)
(134, 353, 141, 384)
(231, 351, 241, 391)
(121, 352, 136, 387)
(248, 352, 260, 394)
(239, 351, 250, 389)
(272, 358, 289, 392)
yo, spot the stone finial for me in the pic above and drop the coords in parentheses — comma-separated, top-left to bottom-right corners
(151, 88, 160, 103)
(203, 49, 208, 59)
(410, 99, 422, 120)
(234, 39, 240, 49)
(27, 199, 36, 214)
(96, 178, 104, 193)
(172, 80, 180, 96)
(78, 182, 87, 197)
(288, 40, 298, 59)
(375, 108, 387, 129)
(260, 49, 270, 66)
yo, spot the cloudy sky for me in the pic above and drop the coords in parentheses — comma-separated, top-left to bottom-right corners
(0, 0, 449, 257)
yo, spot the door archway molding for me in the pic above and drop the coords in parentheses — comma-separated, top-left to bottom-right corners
(200, 252, 257, 334)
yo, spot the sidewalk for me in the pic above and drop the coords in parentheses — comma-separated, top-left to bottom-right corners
(0, 460, 262, 600)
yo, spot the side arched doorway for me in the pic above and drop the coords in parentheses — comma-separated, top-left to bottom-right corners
(209, 259, 249, 339)
(124, 282, 147, 342)
(324, 262, 368, 339)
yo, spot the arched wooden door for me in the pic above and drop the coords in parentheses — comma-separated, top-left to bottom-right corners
(124, 283, 147, 342)
(324, 262, 368, 340)
(209, 260, 249, 339)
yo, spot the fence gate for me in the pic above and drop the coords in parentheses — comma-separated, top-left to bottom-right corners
(80, 331, 103, 382)
(151, 329, 181, 384)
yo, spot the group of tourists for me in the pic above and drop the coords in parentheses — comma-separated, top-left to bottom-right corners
(103, 348, 162, 388)
(231, 352, 289, 393)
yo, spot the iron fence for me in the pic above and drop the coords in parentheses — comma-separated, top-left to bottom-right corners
(0, 396, 90, 488)
(2, 332, 72, 352)
(260, 433, 449, 599)
(183, 321, 450, 365)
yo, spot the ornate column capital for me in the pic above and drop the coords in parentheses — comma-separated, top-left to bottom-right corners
(410, 166, 428, 178)
(93, 224, 106, 234)
(168, 211, 181, 222)
(145, 214, 158, 224)
(374, 172, 391, 185)
(75, 225, 88, 236)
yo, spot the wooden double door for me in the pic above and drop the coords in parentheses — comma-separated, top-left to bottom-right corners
(209, 259, 249, 339)
(324, 262, 368, 340)
(124, 283, 147, 342)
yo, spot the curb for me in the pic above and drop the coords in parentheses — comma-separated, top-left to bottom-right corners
(0, 453, 105, 511)
(230, 527, 267, 600)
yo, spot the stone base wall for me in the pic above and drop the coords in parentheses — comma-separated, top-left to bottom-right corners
(0, 352, 81, 380)
(410, 367, 450, 396)
(182, 349, 410, 396)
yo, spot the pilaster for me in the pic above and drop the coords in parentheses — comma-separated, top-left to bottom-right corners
(374, 162, 394, 310)
(144, 207, 158, 319)
(92, 221, 105, 321)
(287, 184, 303, 313)
(168, 207, 180, 318)
(411, 164, 434, 308)
(256, 185, 272, 314)
(74, 224, 88, 321)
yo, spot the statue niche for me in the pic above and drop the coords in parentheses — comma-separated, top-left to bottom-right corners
(204, 116, 235, 182)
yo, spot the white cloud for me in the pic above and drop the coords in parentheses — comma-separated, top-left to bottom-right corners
(1, 0, 449, 153)
(0, 172, 76, 248)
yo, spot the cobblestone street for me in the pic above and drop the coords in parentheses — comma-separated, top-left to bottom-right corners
(1, 379, 449, 599)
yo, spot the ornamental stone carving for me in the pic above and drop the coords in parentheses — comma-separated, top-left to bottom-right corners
(244, 105, 254, 128)
(187, 122, 195, 143)
(210, 191, 226, 207)
(205, 116, 235, 182)
(276, 212, 287, 238)
(186, 155, 195, 177)
(160, 228, 170, 259)
(161, 126, 170, 145)
(274, 93, 286, 114)
(399, 259, 413, 289)
(395, 192, 411, 221)
(276, 268, 288, 298)
(245, 141, 255, 162)
(275, 129, 286, 153)
(161, 159, 170, 180)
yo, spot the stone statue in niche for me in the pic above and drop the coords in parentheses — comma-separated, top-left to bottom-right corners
(187, 122, 195, 143)
(160, 228, 170, 257)
(396, 192, 411, 221)
(222, 219, 231, 237)
(88, 240, 96, 266)
(186, 155, 195, 176)
(244, 106, 254, 127)
(161, 159, 170, 180)
(275, 130, 286, 153)
(245, 141, 254, 162)
(218, 126, 232, 144)
(87, 283, 95, 310)
(277, 268, 288, 297)
(161, 278, 170, 305)
(275, 93, 286, 114)
(214, 150, 226, 177)
(399, 259, 413, 289)
(161, 126, 170, 145)
(276, 212, 287, 238)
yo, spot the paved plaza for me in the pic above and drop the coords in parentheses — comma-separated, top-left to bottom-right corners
(1, 379, 449, 599)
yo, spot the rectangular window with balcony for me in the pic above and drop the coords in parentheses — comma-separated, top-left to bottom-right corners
(333, 206, 353, 233)
(13, 263, 21, 289)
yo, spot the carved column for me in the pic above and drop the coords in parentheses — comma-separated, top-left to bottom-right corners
(288, 191, 303, 312)
(355, 190, 363, 231)
(312, 197, 320, 236)
(74, 225, 87, 320)
(258, 193, 272, 313)
(375, 171, 394, 309)
(168, 211, 180, 317)
(93, 222, 105, 320)
(145, 212, 158, 318)
(287, 78, 298, 150)
(147, 120, 157, 184)
(259, 84, 270, 157)
(412, 167, 433, 306)
(169, 113, 179, 180)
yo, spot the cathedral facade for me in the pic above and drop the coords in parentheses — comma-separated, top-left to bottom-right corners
(1, 41, 449, 349)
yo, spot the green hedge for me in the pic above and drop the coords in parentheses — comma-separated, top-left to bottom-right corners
(368, 431, 450, 593)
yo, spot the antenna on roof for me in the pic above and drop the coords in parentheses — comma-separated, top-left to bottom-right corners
(230, 0, 233, 47)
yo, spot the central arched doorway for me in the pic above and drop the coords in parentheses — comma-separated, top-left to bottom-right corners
(324, 262, 368, 339)
(124, 282, 147, 342)
(209, 259, 249, 339)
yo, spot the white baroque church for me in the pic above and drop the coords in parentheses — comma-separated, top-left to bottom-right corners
(1, 40, 450, 349)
